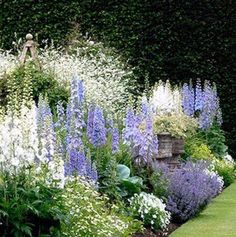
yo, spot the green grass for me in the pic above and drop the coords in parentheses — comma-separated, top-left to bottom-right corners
(170, 181, 236, 237)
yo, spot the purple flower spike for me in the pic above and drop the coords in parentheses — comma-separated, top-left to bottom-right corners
(87, 104, 95, 143)
(139, 116, 158, 164)
(195, 79, 204, 112)
(78, 79, 85, 104)
(91, 106, 106, 147)
(182, 83, 194, 117)
(112, 127, 120, 153)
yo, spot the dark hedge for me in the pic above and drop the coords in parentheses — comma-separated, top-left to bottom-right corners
(0, 0, 235, 156)
(0, 0, 80, 49)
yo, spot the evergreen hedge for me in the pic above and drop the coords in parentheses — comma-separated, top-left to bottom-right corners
(0, 0, 235, 156)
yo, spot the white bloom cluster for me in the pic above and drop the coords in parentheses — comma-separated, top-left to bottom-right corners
(0, 50, 16, 77)
(129, 192, 171, 231)
(39, 40, 136, 114)
(223, 154, 235, 166)
(204, 168, 224, 191)
(0, 101, 65, 188)
(0, 39, 136, 114)
(149, 80, 182, 115)
(0, 103, 38, 171)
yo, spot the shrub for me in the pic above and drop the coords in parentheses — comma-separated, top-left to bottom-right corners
(60, 177, 143, 237)
(184, 124, 228, 160)
(184, 142, 216, 161)
(166, 161, 223, 222)
(213, 159, 235, 187)
(129, 192, 170, 232)
(1, 63, 69, 112)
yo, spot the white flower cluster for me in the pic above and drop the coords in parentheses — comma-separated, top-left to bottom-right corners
(129, 192, 171, 231)
(204, 168, 224, 191)
(0, 101, 65, 188)
(0, 103, 38, 170)
(0, 50, 16, 77)
(223, 154, 235, 166)
(0, 39, 136, 114)
(149, 80, 182, 115)
(39, 40, 136, 114)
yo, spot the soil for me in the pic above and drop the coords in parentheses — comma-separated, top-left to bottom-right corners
(133, 222, 181, 237)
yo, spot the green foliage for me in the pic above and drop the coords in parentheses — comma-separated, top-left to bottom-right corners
(1, 63, 69, 113)
(201, 124, 228, 159)
(184, 142, 216, 161)
(116, 164, 143, 198)
(213, 160, 235, 187)
(184, 124, 228, 160)
(149, 171, 169, 199)
(0, 169, 66, 237)
(153, 113, 197, 138)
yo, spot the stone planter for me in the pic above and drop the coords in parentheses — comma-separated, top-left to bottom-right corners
(172, 138, 184, 155)
(156, 133, 173, 159)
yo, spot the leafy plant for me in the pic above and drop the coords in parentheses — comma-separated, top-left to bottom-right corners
(184, 142, 216, 161)
(60, 177, 143, 237)
(213, 159, 235, 187)
(153, 113, 197, 138)
(1, 63, 69, 113)
(0, 169, 66, 237)
(116, 164, 143, 198)
(184, 124, 228, 160)
(149, 168, 170, 199)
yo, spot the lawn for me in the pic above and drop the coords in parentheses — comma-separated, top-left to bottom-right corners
(170, 181, 236, 237)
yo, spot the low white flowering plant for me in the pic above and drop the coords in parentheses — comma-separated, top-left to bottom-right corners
(60, 177, 143, 237)
(129, 192, 171, 231)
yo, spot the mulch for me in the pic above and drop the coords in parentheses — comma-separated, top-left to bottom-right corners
(133, 222, 181, 237)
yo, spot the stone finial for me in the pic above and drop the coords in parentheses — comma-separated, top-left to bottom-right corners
(26, 33, 33, 40)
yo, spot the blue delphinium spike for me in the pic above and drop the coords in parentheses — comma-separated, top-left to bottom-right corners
(91, 106, 106, 147)
(112, 127, 120, 153)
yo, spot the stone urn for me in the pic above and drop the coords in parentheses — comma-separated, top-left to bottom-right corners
(172, 137, 184, 156)
(156, 133, 173, 159)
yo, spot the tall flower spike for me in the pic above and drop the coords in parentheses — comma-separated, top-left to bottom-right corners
(37, 97, 56, 162)
(78, 79, 85, 104)
(195, 79, 204, 112)
(87, 104, 95, 143)
(141, 95, 149, 119)
(55, 102, 67, 157)
(139, 116, 158, 164)
(123, 107, 135, 143)
(86, 150, 98, 182)
(112, 127, 120, 153)
(91, 106, 106, 147)
(182, 83, 194, 117)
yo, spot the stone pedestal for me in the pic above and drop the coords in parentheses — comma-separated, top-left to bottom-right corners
(157, 133, 172, 159)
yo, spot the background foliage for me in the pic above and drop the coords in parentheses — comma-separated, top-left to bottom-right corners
(1, 0, 235, 155)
